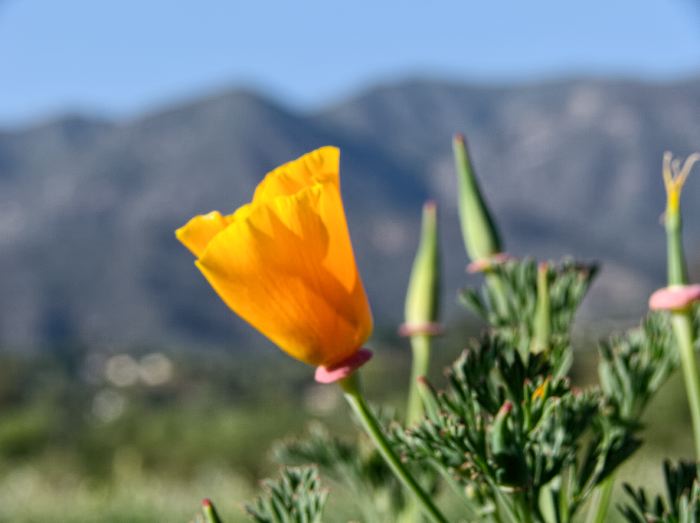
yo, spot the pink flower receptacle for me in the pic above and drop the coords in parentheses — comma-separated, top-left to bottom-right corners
(314, 349, 374, 384)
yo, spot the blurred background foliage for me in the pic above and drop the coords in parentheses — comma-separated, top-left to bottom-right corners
(0, 321, 694, 521)
(3, 0, 700, 521)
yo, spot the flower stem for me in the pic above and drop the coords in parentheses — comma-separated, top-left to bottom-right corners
(429, 461, 480, 518)
(671, 311, 700, 457)
(405, 337, 435, 523)
(662, 157, 700, 458)
(486, 271, 509, 317)
(667, 209, 688, 286)
(339, 372, 449, 523)
(515, 493, 534, 523)
(406, 334, 431, 425)
(585, 475, 614, 523)
(532, 263, 550, 354)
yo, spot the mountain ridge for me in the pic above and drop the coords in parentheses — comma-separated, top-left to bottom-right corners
(1, 76, 699, 348)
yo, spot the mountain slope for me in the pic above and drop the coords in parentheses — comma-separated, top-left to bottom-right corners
(1, 77, 699, 348)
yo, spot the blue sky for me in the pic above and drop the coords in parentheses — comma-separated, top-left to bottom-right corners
(2, 0, 700, 125)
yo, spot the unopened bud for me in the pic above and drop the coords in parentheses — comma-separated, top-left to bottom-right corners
(452, 134, 503, 263)
(202, 498, 223, 523)
(403, 201, 441, 332)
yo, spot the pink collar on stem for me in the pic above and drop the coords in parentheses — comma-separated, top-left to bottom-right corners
(314, 348, 373, 384)
(467, 253, 513, 273)
(649, 284, 700, 311)
(398, 322, 444, 337)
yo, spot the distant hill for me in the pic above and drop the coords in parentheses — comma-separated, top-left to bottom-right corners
(1, 77, 699, 348)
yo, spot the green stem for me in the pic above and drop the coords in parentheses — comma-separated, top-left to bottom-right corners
(666, 210, 688, 286)
(429, 461, 480, 519)
(486, 271, 509, 317)
(515, 493, 534, 523)
(532, 263, 550, 355)
(663, 178, 700, 457)
(492, 495, 518, 523)
(491, 508, 505, 523)
(585, 475, 615, 523)
(339, 373, 449, 523)
(485, 480, 520, 523)
(558, 466, 572, 523)
(404, 336, 432, 523)
(406, 335, 431, 425)
(671, 311, 700, 458)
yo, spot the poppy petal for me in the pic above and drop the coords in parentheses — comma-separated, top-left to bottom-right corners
(197, 181, 371, 366)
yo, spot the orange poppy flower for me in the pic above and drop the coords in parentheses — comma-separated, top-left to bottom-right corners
(176, 146, 373, 367)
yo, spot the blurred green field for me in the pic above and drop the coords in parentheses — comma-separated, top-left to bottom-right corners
(0, 321, 694, 522)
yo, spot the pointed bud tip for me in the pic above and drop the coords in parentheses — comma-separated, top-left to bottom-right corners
(538, 261, 548, 272)
(424, 200, 437, 212)
(453, 133, 466, 144)
(202, 498, 212, 508)
(501, 401, 513, 414)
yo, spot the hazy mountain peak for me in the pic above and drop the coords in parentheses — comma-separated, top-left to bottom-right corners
(1, 76, 700, 348)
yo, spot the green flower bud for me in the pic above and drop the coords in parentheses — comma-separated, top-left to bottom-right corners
(404, 201, 441, 329)
(452, 134, 503, 263)
(202, 499, 223, 523)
